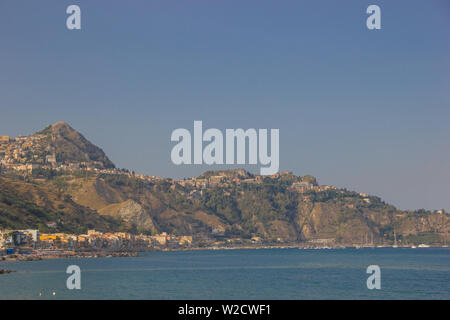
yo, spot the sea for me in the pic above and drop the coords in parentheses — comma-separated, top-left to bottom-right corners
(0, 247, 449, 300)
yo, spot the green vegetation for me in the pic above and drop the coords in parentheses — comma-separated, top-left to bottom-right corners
(0, 176, 122, 233)
(404, 232, 442, 245)
(35, 125, 52, 135)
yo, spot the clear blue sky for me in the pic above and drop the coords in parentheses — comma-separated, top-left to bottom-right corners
(1, 0, 449, 211)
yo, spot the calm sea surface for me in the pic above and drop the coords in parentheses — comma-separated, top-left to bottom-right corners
(0, 247, 449, 299)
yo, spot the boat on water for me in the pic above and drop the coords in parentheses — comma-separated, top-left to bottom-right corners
(418, 244, 430, 248)
(411, 245, 417, 248)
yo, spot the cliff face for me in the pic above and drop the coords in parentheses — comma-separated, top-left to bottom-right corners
(99, 200, 157, 234)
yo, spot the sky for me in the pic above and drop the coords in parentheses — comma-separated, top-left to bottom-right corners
(0, 0, 449, 211)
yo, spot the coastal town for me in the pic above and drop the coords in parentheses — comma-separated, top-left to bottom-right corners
(1, 124, 449, 265)
(0, 132, 347, 199)
(0, 228, 193, 260)
(0, 226, 438, 264)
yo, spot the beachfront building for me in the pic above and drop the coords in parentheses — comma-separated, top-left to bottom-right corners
(0, 229, 39, 248)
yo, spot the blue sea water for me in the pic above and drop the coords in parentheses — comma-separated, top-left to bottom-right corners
(0, 247, 449, 300)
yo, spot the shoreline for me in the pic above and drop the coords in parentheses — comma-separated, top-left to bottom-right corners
(1, 244, 448, 263)
(165, 244, 449, 252)
(0, 268, 14, 274)
(0, 251, 139, 262)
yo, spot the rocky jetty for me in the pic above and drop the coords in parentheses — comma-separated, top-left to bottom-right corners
(0, 269, 14, 274)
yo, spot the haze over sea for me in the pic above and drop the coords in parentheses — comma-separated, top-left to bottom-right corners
(1, 248, 449, 300)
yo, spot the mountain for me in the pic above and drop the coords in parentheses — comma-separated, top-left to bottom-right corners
(0, 122, 449, 245)
(61, 172, 449, 244)
(36, 121, 115, 169)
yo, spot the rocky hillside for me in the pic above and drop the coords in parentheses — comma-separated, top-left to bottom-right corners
(0, 122, 448, 245)
(57, 172, 449, 245)
(36, 121, 115, 168)
(68, 175, 226, 236)
(0, 176, 121, 233)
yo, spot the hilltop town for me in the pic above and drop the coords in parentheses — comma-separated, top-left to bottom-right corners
(0, 122, 115, 174)
(0, 127, 365, 203)
(0, 122, 449, 259)
(0, 123, 361, 204)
